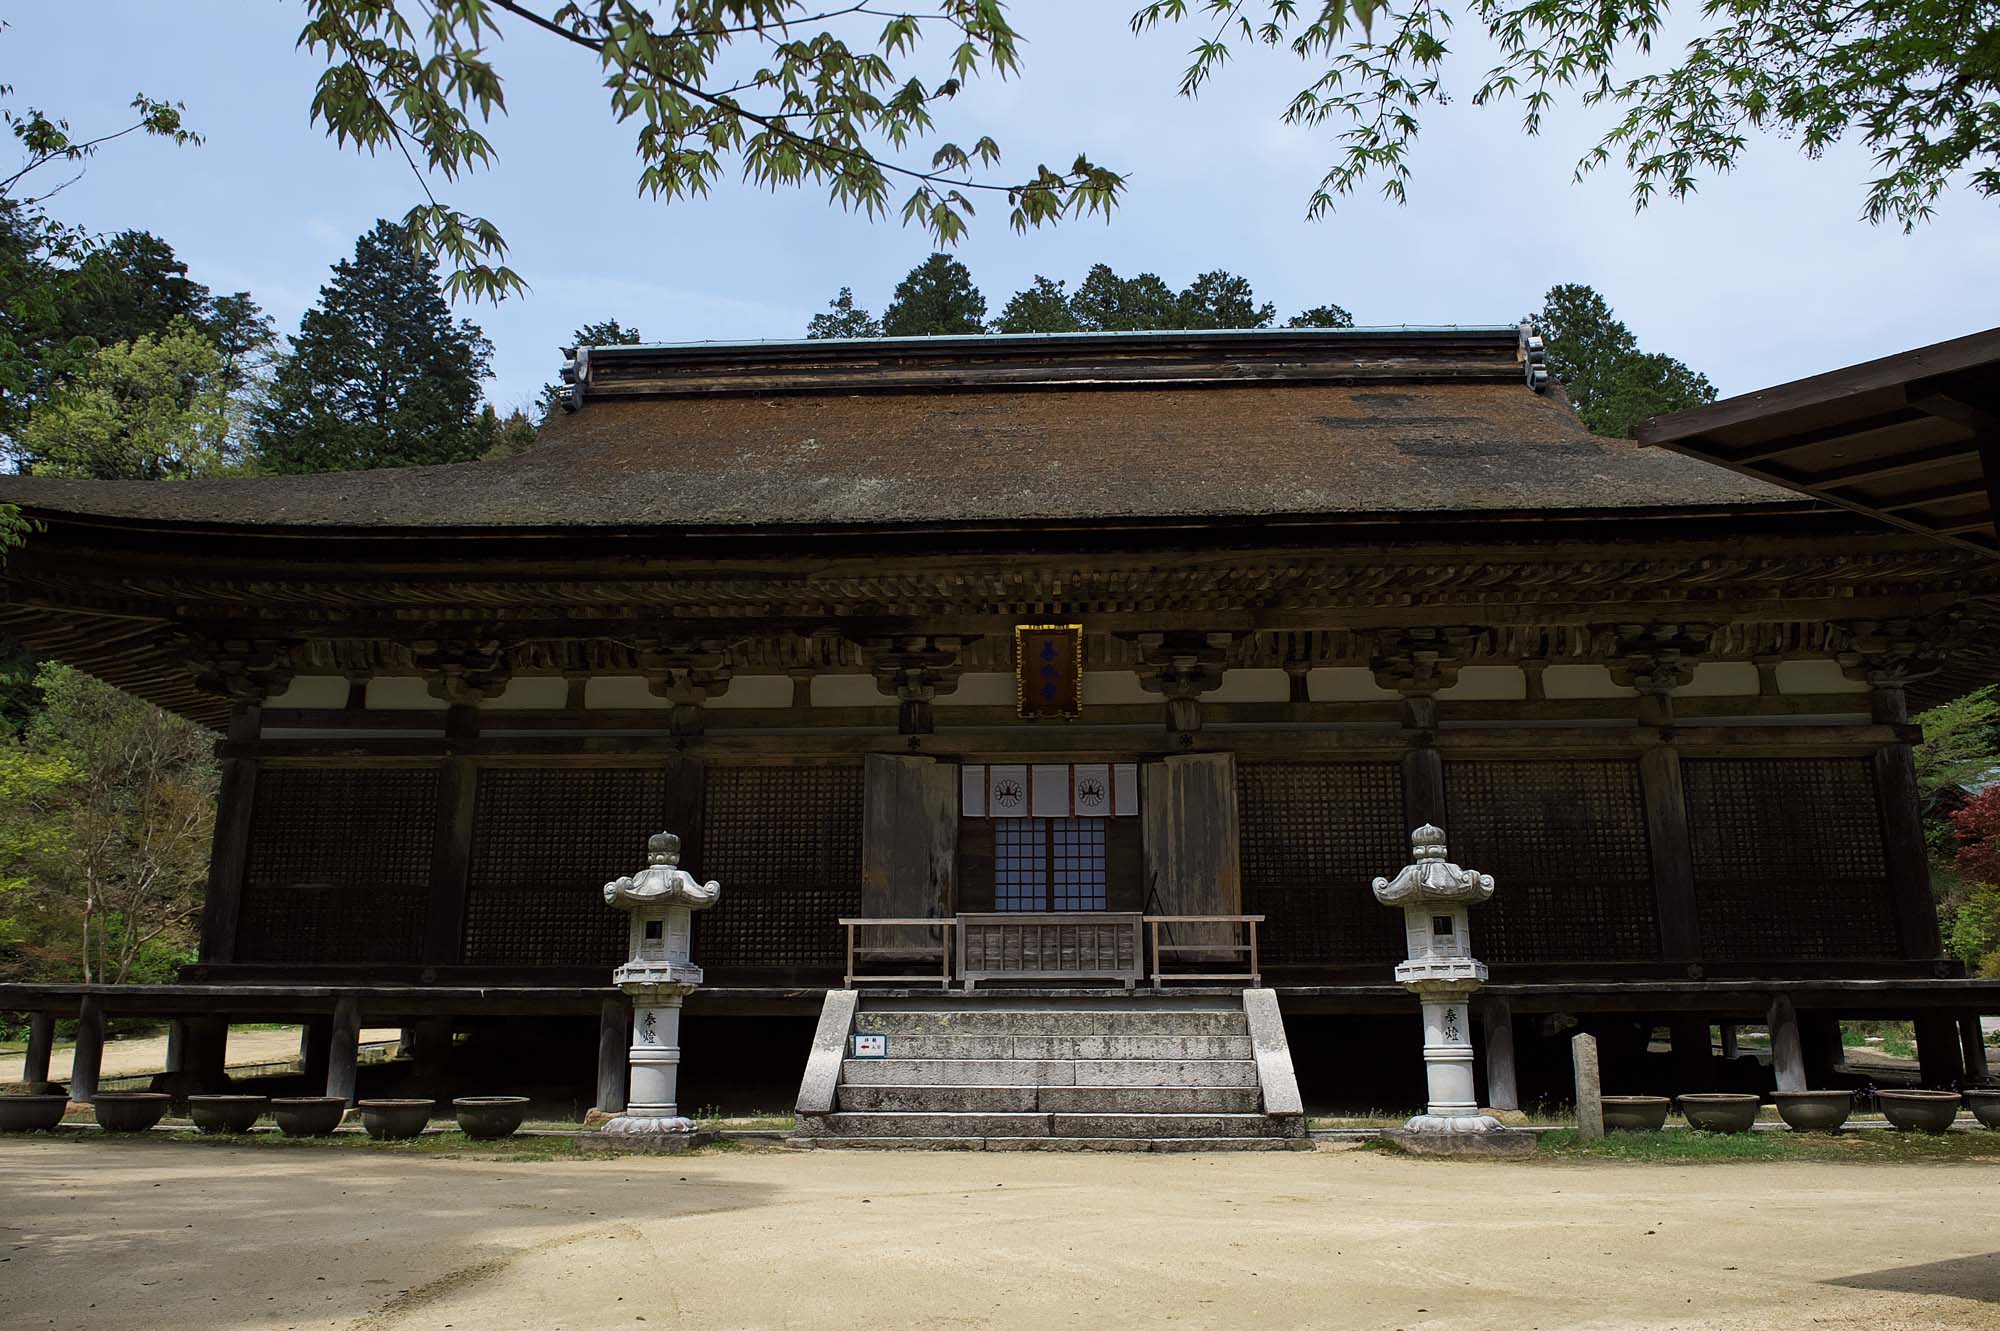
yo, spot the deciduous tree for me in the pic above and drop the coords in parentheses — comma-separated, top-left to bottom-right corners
(1138, 0, 2000, 230)
(9, 664, 215, 986)
(18, 320, 233, 480)
(292, 1, 1121, 300)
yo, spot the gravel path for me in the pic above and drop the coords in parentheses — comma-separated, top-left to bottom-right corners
(2, 1138, 1995, 1330)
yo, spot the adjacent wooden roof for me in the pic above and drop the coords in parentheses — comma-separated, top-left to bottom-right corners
(1639, 327, 2000, 557)
(0, 328, 1799, 535)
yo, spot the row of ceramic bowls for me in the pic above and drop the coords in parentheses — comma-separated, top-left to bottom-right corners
(1601, 1088, 2000, 1134)
(0, 1093, 531, 1139)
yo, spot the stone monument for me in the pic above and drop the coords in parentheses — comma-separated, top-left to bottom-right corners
(596, 831, 720, 1148)
(1373, 824, 1533, 1155)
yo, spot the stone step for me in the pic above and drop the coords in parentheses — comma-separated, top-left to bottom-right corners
(835, 1083, 1262, 1114)
(838, 1084, 1041, 1113)
(1038, 1085, 1263, 1114)
(839, 1057, 1260, 1088)
(1076, 1059, 1260, 1088)
(1050, 1113, 1296, 1140)
(862, 1034, 1253, 1061)
(840, 1058, 1079, 1087)
(855, 1009, 1246, 1038)
(804, 1112, 1053, 1139)
(798, 1136, 1313, 1153)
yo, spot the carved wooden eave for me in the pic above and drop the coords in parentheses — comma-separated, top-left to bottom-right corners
(858, 635, 975, 735)
(1132, 631, 1235, 735)
(4, 512, 2000, 727)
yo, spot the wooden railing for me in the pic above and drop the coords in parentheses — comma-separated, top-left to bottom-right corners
(838, 918, 953, 990)
(1147, 915, 1264, 988)
(957, 912, 1144, 992)
(838, 912, 1266, 990)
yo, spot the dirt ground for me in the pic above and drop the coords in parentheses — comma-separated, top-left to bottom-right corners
(3, 1138, 1997, 1331)
(1, 1026, 403, 1083)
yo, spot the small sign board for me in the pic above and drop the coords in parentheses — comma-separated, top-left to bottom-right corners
(851, 1033, 888, 1059)
(1015, 623, 1084, 719)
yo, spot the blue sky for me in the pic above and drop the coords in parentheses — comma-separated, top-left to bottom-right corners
(9, 2, 1999, 415)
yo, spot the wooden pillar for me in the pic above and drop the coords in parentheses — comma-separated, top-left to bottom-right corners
(1915, 1012, 1965, 1088)
(71, 995, 105, 1103)
(1719, 1023, 1739, 1060)
(1400, 744, 1446, 833)
(1639, 745, 1701, 963)
(1869, 687, 1944, 959)
(326, 996, 361, 1104)
(1669, 1017, 1712, 1092)
(1481, 996, 1519, 1112)
(424, 708, 480, 964)
(1962, 1016, 1991, 1083)
(862, 754, 959, 921)
(199, 706, 262, 963)
(1142, 752, 1241, 915)
(661, 757, 706, 872)
(596, 997, 629, 1113)
(300, 1015, 332, 1089)
(23, 1011, 55, 1086)
(165, 1017, 188, 1074)
(1766, 994, 1806, 1092)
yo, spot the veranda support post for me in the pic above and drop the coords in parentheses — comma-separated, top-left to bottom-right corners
(596, 997, 629, 1115)
(326, 996, 361, 1104)
(1482, 997, 1519, 1113)
(1766, 995, 1807, 1093)
(71, 995, 104, 1103)
(23, 1011, 54, 1086)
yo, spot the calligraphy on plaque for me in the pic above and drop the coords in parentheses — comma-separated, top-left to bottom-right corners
(1015, 623, 1084, 720)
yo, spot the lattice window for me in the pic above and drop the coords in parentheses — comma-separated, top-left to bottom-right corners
(463, 768, 669, 967)
(995, 819, 1048, 911)
(1685, 757, 1898, 959)
(237, 766, 439, 965)
(696, 765, 863, 971)
(1237, 763, 1407, 966)
(992, 817, 1107, 911)
(1443, 760, 1659, 962)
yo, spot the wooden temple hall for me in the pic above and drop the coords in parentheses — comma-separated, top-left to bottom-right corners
(4, 323, 2000, 1121)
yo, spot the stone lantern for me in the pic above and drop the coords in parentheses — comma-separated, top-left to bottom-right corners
(1372, 824, 1505, 1135)
(599, 831, 720, 1142)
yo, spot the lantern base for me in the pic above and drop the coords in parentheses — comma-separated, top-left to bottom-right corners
(1382, 1125, 1536, 1158)
(1401, 1111, 1506, 1134)
(601, 1113, 697, 1136)
(582, 1117, 717, 1154)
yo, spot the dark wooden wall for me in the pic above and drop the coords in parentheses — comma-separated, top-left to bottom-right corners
(236, 766, 439, 965)
(1236, 754, 1905, 970)
(223, 748, 1910, 979)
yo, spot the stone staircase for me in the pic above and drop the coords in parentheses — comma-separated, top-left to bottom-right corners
(793, 992, 1307, 1151)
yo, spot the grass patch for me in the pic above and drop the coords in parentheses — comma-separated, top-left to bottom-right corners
(1539, 1127, 2000, 1163)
